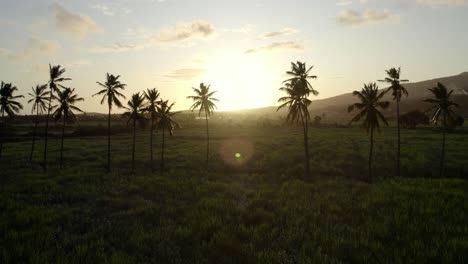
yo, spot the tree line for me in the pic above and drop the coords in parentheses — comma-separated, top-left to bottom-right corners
(0, 62, 463, 180)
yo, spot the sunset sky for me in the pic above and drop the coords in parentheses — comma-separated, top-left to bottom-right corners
(1, 0, 467, 113)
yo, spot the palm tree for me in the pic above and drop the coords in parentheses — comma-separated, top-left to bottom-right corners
(123, 93, 147, 173)
(94, 73, 126, 172)
(27, 84, 49, 162)
(348, 83, 389, 181)
(156, 99, 180, 173)
(277, 61, 318, 178)
(424, 82, 459, 178)
(144, 88, 160, 172)
(52, 88, 84, 169)
(43, 64, 71, 170)
(379, 67, 409, 177)
(187, 83, 219, 170)
(0, 82, 24, 160)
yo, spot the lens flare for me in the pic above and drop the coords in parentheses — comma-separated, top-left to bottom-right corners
(219, 138, 254, 167)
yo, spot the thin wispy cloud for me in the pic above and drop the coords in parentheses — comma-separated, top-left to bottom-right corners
(3, 37, 60, 61)
(256, 28, 299, 39)
(90, 43, 143, 53)
(156, 20, 216, 42)
(245, 41, 304, 54)
(336, 9, 399, 26)
(53, 3, 101, 39)
(165, 68, 208, 80)
(91, 4, 115, 16)
(416, 0, 468, 5)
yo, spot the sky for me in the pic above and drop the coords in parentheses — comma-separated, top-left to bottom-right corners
(0, 0, 467, 114)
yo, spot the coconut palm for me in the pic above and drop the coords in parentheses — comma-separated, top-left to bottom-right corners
(424, 82, 459, 178)
(52, 88, 84, 169)
(348, 83, 389, 181)
(0, 82, 24, 160)
(27, 84, 49, 162)
(156, 99, 180, 173)
(379, 67, 409, 177)
(123, 93, 147, 173)
(187, 83, 219, 170)
(144, 88, 160, 172)
(94, 73, 126, 172)
(43, 64, 71, 170)
(277, 61, 318, 178)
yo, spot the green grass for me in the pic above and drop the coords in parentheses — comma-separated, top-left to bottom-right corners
(1, 123, 467, 263)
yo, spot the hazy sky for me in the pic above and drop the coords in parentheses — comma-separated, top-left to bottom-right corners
(1, 0, 467, 113)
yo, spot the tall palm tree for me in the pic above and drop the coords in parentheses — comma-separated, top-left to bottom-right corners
(379, 67, 409, 177)
(424, 82, 459, 178)
(156, 99, 180, 173)
(348, 83, 389, 181)
(123, 93, 147, 173)
(187, 83, 219, 170)
(0, 82, 24, 160)
(94, 73, 126, 172)
(52, 88, 84, 169)
(44, 64, 71, 170)
(27, 84, 49, 162)
(144, 88, 160, 172)
(277, 61, 318, 178)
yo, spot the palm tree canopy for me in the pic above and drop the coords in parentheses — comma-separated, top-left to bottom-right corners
(52, 88, 84, 124)
(28, 84, 49, 114)
(144, 88, 160, 115)
(379, 67, 409, 101)
(123, 92, 147, 128)
(424, 82, 459, 126)
(156, 99, 181, 136)
(187, 83, 219, 117)
(277, 82, 311, 123)
(348, 82, 390, 132)
(49, 64, 71, 93)
(0, 81, 24, 118)
(94, 73, 127, 110)
(284, 61, 318, 97)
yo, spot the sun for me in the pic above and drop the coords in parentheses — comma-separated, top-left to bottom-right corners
(204, 53, 278, 111)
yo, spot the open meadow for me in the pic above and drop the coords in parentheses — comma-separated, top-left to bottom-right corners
(1, 121, 467, 263)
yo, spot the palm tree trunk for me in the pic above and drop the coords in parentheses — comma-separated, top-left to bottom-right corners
(161, 127, 165, 173)
(150, 113, 154, 172)
(369, 127, 374, 182)
(132, 119, 136, 173)
(107, 106, 111, 173)
(440, 113, 446, 178)
(300, 110, 310, 179)
(205, 111, 209, 170)
(30, 108, 39, 162)
(43, 88, 53, 171)
(0, 110, 4, 160)
(60, 117, 65, 169)
(396, 99, 401, 177)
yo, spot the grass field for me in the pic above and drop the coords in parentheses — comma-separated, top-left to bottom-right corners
(1, 122, 467, 263)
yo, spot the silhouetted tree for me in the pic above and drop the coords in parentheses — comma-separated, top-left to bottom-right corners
(348, 83, 389, 182)
(0, 82, 24, 160)
(52, 88, 84, 169)
(400, 110, 429, 129)
(44, 64, 71, 170)
(277, 61, 318, 179)
(187, 83, 219, 170)
(123, 93, 147, 173)
(144, 88, 160, 172)
(156, 99, 180, 173)
(27, 84, 49, 162)
(424, 82, 459, 178)
(94, 73, 126, 172)
(379, 67, 409, 177)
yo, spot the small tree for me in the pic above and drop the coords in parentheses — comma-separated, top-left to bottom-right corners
(144, 88, 160, 172)
(0, 82, 24, 160)
(156, 99, 180, 173)
(123, 93, 147, 173)
(27, 84, 49, 162)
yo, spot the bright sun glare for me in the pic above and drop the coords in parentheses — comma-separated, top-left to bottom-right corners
(204, 54, 277, 111)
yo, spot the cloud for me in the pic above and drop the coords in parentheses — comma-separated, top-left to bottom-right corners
(91, 4, 114, 16)
(245, 41, 304, 54)
(336, 9, 399, 26)
(53, 3, 101, 39)
(223, 24, 255, 33)
(416, 0, 468, 5)
(164, 68, 208, 80)
(90, 43, 143, 53)
(336, 0, 353, 6)
(156, 20, 216, 42)
(256, 28, 299, 39)
(8, 37, 60, 61)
